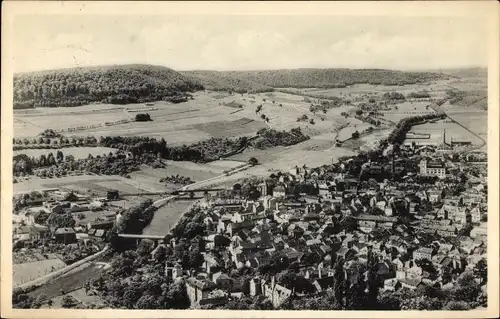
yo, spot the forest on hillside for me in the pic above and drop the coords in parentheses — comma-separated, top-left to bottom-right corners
(181, 70, 273, 94)
(13, 65, 204, 109)
(221, 69, 449, 88)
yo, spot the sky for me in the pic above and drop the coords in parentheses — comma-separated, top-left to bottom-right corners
(12, 14, 489, 73)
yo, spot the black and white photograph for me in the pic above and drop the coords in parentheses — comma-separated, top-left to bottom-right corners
(1, 1, 498, 317)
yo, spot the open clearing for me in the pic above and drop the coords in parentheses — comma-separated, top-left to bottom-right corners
(14, 147, 117, 160)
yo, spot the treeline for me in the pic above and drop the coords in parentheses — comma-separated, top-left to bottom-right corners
(13, 150, 163, 178)
(220, 69, 448, 88)
(13, 64, 203, 109)
(407, 91, 431, 99)
(181, 70, 273, 93)
(100, 128, 309, 162)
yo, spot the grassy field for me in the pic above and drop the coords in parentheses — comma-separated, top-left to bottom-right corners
(13, 258, 67, 287)
(14, 147, 118, 160)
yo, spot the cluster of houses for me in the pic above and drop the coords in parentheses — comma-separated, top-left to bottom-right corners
(13, 189, 121, 249)
(162, 151, 487, 308)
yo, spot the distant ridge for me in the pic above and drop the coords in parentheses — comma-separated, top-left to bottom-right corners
(13, 64, 452, 108)
(184, 68, 450, 92)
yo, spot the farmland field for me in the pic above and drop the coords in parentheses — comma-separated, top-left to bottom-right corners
(13, 90, 372, 148)
(14, 147, 118, 160)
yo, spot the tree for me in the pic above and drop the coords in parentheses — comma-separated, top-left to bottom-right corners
(248, 157, 259, 166)
(474, 258, 487, 284)
(452, 271, 481, 302)
(332, 257, 345, 308)
(56, 150, 64, 162)
(352, 131, 360, 139)
(165, 281, 190, 309)
(188, 248, 205, 268)
(183, 222, 204, 240)
(366, 250, 380, 309)
(153, 245, 167, 264)
(61, 295, 75, 308)
(136, 294, 157, 309)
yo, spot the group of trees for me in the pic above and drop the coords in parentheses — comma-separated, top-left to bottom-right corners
(377, 271, 486, 310)
(383, 92, 406, 101)
(296, 114, 309, 122)
(87, 248, 191, 309)
(13, 65, 203, 109)
(14, 150, 159, 178)
(159, 175, 195, 185)
(135, 113, 152, 122)
(251, 128, 309, 149)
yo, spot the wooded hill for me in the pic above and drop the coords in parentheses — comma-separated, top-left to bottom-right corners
(180, 70, 273, 94)
(13, 64, 203, 109)
(219, 69, 449, 88)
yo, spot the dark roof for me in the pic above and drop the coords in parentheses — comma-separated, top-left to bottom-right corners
(314, 276, 334, 291)
(55, 227, 75, 234)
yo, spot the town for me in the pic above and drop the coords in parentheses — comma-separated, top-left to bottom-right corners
(12, 131, 488, 310)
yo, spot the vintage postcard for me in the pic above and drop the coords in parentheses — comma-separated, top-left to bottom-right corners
(1, 1, 499, 318)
